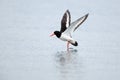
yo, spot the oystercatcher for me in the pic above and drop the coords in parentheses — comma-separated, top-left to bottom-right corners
(50, 10, 89, 50)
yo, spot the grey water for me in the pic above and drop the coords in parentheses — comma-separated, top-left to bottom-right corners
(0, 0, 120, 80)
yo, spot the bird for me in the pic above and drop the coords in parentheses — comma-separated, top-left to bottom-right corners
(50, 10, 89, 50)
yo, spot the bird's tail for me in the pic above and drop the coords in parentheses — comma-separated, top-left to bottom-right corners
(71, 41, 78, 46)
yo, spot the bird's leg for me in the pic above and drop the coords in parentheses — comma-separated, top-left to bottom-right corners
(67, 41, 70, 51)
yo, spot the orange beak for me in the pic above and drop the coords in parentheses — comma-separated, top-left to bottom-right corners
(50, 33, 55, 37)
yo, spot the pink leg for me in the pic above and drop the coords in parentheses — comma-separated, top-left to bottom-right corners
(67, 42, 70, 51)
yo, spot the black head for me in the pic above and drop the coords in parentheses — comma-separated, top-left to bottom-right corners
(54, 31, 61, 38)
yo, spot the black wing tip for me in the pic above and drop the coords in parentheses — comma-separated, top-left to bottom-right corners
(83, 13, 89, 20)
(85, 13, 89, 18)
(63, 9, 70, 17)
(86, 13, 89, 15)
(66, 9, 69, 12)
(66, 9, 70, 13)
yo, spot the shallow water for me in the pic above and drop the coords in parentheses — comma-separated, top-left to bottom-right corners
(0, 0, 120, 80)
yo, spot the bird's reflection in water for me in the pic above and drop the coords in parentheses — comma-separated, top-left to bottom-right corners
(54, 48, 83, 80)
(55, 48, 78, 66)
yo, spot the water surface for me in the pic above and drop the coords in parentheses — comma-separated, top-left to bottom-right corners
(0, 0, 120, 80)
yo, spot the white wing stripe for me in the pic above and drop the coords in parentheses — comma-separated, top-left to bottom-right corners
(66, 11, 70, 27)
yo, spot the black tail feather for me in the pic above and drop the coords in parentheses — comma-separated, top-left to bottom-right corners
(71, 41, 78, 46)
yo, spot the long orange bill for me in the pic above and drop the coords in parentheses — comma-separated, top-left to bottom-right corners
(50, 33, 55, 37)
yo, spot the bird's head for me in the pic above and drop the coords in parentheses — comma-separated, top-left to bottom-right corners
(50, 31, 61, 38)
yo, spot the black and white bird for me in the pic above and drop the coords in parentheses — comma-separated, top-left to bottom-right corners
(50, 10, 89, 50)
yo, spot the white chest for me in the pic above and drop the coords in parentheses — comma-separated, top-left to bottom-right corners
(60, 33, 74, 42)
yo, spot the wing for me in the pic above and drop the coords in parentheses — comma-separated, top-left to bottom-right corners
(63, 13, 89, 36)
(60, 10, 71, 33)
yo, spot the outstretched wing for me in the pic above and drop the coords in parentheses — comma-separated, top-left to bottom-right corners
(60, 10, 71, 33)
(63, 13, 89, 36)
